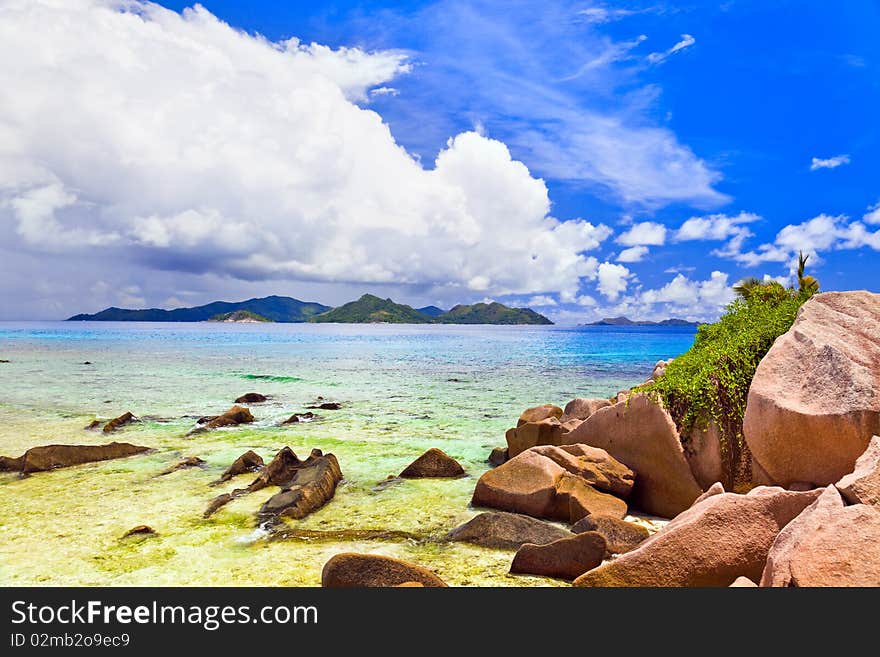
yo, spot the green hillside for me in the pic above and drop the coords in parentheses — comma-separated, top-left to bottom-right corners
(207, 310, 272, 322)
(68, 295, 330, 322)
(309, 294, 433, 323)
(437, 302, 552, 325)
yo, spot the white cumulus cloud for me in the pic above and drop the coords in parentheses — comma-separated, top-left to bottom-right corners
(616, 246, 649, 263)
(597, 262, 632, 300)
(617, 221, 667, 246)
(0, 0, 613, 305)
(864, 202, 880, 225)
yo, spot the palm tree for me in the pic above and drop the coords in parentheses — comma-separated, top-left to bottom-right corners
(797, 251, 820, 295)
(733, 277, 764, 299)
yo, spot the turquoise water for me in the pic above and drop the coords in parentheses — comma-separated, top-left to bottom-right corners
(0, 322, 695, 586)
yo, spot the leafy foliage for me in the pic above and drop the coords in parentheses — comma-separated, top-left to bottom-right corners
(638, 284, 818, 490)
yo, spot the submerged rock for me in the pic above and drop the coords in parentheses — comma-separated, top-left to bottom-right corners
(307, 402, 342, 410)
(121, 525, 157, 539)
(234, 392, 268, 404)
(321, 553, 446, 588)
(574, 486, 822, 587)
(744, 291, 880, 487)
(258, 452, 342, 523)
(571, 515, 650, 556)
(445, 512, 573, 550)
(189, 406, 254, 434)
(216, 450, 264, 483)
(157, 456, 206, 476)
(399, 448, 464, 478)
(282, 412, 316, 424)
(761, 485, 880, 587)
(0, 442, 150, 474)
(510, 532, 606, 581)
(103, 411, 138, 433)
(196, 415, 219, 425)
(84, 419, 103, 430)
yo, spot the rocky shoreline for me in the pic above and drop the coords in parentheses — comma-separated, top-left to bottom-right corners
(2, 291, 878, 586)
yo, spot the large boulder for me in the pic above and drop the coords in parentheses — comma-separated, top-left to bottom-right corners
(258, 451, 342, 523)
(445, 512, 573, 550)
(510, 532, 607, 580)
(760, 486, 880, 586)
(555, 474, 626, 522)
(573, 486, 822, 587)
(472, 449, 564, 518)
(684, 420, 725, 490)
(471, 444, 630, 522)
(0, 442, 150, 474)
(562, 398, 612, 422)
(835, 435, 880, 507)
(321, 553, 446, 588)
(518, 404, 563, 425)
(571, 515, 650, 556)
(562, 393, 703, 518)
(399, 448, 464, 478)
(531, 444, 634, 497)
(743, 291, 880, 487)
(506, 417, 566, 457)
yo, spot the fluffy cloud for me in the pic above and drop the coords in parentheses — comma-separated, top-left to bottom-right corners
(864, 202, 880, 225)
(597, 262, 632, 300)
(526, 295, 557, 307)
(674, 211, 760, 257)
(617, 222, 667, 246)
(0, 0, 613, 305)
(617, 246, 649, 263)
(640, 271, 735, 312)
(647, 34, 696, 64)
(810, 154, 850, 171)
(731, 214, 880, 266)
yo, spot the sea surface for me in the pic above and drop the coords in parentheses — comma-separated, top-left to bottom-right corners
(0, 322, 696, 586)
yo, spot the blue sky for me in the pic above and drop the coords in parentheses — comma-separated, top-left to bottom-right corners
(1, 1, 878, 320)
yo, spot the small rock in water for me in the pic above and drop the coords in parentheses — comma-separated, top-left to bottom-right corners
(189, 406, 254, 434)
(488, 447, 508, 467)
(216, 450, 264, 484)
(196, 415, 219, 425)
(399, 448, 464, 478)
(234, 392, 268, 404)
(103, 411, 138, 433)
(84, 419, 103, 430)
(307, 402, 342, 410)
(0, 359, 10, 363)
(282, 412, 316, 424)
(157, 456, 206, 476)
(321, 553, 446, 588)
(0, 442, 150, 474)
(82, 361, 93, 365)
(121, 525, 157, 539)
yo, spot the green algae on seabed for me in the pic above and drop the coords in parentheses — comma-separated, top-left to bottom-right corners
(0, 323, 693, 586)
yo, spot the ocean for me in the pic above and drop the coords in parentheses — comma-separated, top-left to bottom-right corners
(0, 322, 696, 586)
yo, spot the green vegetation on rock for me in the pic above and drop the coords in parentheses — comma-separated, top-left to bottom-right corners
(436, 302, 553, 325)
(639, 264, 819, 490)
(207, 310, 272, 322)
(69, 295, 330, 322)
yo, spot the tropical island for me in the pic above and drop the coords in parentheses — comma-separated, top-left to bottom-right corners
(67, 293, 553, 325)
(587, 317, 700, 327)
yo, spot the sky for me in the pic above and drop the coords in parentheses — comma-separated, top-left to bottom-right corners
(1, 0, 878, 322)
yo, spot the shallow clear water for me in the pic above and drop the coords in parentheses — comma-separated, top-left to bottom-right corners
(0, 322, 695, 586)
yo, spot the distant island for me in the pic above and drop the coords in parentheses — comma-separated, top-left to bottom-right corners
(68, 294, 553, 325)
(586, 316, 700, 327)
(207, 310, 271, 323)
